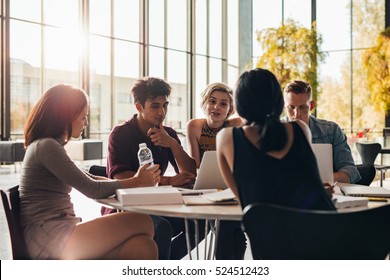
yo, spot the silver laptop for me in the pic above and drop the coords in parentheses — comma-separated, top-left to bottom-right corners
(340, 185, 390, 198)
(177, 151, 228, 193)
(311, 143, 334, 184)
(193, 151, 228, 190)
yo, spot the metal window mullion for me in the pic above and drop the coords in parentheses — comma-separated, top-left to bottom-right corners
(141, 0, 148, 77)
(110, 0, 114, 132)
(80, 0, 90, 137)
(41, 0, 45, 97)
(206, 0, 209, 84)
(221, 0, 227, 83)
(164, 0, 168, 81)
(1, 0, 10, 140)
(188, 0, 195, 120)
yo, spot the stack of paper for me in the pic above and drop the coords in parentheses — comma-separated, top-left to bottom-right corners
(116, 185, 183, 205)
(333, 194, 369, 209)
(201, 188, 236, 202)
(182, 188, 238, 205)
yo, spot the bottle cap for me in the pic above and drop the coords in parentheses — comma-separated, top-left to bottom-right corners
(139, 143, 147, 149)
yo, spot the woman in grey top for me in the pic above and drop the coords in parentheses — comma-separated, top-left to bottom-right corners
(20, 84, 161, 259)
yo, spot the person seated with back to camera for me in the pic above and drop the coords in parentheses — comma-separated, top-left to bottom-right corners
(19, 84, 160, 260)
(282, 80, 360, 184)
(186, 82, 246, 260)
(216, 68, 336, 214)
(103, 77, 205, 260)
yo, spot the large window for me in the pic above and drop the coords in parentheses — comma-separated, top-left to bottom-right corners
(0, 0, 241, 148)
(252, 0, 387, 139)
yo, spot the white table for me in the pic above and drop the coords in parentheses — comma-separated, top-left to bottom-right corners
(97, 197, 241, 260)
(97, 184, 389, 259)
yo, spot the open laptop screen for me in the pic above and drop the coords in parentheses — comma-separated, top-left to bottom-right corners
(311, 143, 334, 185)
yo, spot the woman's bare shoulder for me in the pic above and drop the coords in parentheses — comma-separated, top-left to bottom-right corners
(186, 118, 206, 132)
(227, 117, 244, 127)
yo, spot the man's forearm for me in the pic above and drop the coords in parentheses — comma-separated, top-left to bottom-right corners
(334, 171, 351, 183)
(170, 142, 196, 174)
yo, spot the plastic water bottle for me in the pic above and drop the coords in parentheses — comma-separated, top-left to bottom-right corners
(137, 143, 154, 169)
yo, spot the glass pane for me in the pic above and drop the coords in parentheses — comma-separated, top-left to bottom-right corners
(43, 0, 79, 28)
(209, 0, 222, 57)
(10, 20, 41, 67)
(228, 65, 239, 89)
(44, 26, 80, 72)
(252, 0, 283, 58)
(195, 55, 207, 118)
(10, 0, 41, 22)
(10, 21, 42, 136)
(352, 50, 384, 135)
(114, 77, 136, 125)
(352, 0, 385, 49)
(196, 0, 207, 55)
(317, 0, 351, 51)
(284, 0, 311, 28)
(227, 0, 239, 66)
(10, 75, 41, 136)
(166, 83, 187, 130)
(167, 50, 186, 84)
(114, 40, 139, 78)
(90, 35, 111, 76)
(317, 51, 351, 130)
(149, 0, 165, 46)
(149, 46, 165, 79)
(90, 35, 112, 140)
(89, 82, 108, 139)
(209, 58, 222, 83)
(90, 35, 111, 130)
(167, 0, 187, 51)
(90, 0, 111, 36)
(114, 0, 140, 41)
(167, 50, 188, 129)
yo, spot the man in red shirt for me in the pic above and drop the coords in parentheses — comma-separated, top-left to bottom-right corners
(104, 77, 201, 260)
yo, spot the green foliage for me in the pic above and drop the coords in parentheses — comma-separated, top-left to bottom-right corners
(255, 19, 326, 101)
(362, 27, 390, 111)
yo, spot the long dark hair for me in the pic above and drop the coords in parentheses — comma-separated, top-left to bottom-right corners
(235, 68, 287, 152)
(24, 84, 88, 147)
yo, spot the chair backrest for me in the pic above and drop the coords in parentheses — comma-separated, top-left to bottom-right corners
(356, 142, 382, 164)
(243, 202, 390, 260)
(355, 163, 376, 185)
(0, 185, 30, 259)
(88, 165, 107, 177)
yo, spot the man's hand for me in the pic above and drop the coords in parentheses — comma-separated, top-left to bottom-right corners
(167, 171, 196, 186)
(147, 123, 175, 148)
(324, 182, 336, 198)
(134, 164, 161, 186)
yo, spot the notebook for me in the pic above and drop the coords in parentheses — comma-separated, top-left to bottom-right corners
(177, 151, 228, 194)
(311, 143, 334, 185)
(340, 185, 390, 198)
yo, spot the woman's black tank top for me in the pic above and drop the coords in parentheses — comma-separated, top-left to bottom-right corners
(232, 122, 335, 211)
